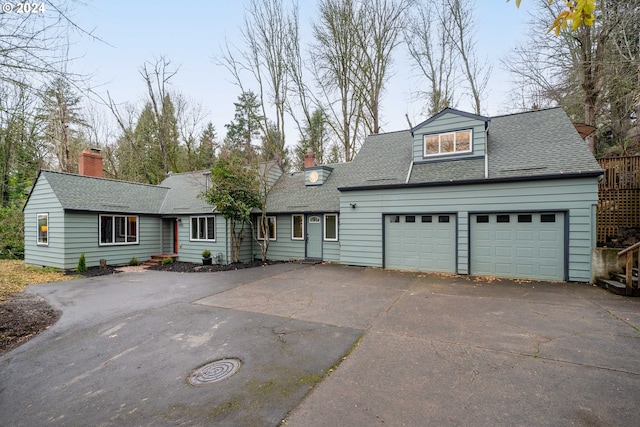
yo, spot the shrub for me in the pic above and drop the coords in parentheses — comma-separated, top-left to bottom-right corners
(77, 253, 87, 272)
(129, 257, 139, 266)
(0, 206, 24, 260)
(202, 249, 211, 258)
(161, 257, 174, 265)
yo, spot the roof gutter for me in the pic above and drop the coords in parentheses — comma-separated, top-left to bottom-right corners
(338, 170, 604, 192)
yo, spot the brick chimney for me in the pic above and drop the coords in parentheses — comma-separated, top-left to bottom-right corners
(79, 148, 103, 178)
(304, 150, 316, 169)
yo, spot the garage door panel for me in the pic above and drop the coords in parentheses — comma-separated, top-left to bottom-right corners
(471, 212, 565, 281)
(496, 230, 512, 240)
(386, 214, 456, 273)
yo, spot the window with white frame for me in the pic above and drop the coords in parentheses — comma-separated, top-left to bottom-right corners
(37, 213, 48, 245)
(324, 214, 338, 241)
(190, 216, 215, 241)
(292, 214, 304, 240)
(258, 216, 276, 240)
(100, 215, 138, 245)
(424, 130, 472, 156)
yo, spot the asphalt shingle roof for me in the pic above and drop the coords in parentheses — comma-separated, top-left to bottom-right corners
(41, 170, 168, 214)
(36, 108, 602, 216)
(487, 107, 601, 179)
(265, 163, 351, 213)
(158, 171, 215, 214)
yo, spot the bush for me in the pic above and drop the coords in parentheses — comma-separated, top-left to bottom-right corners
(129, 257, 139, 266)
(161, 257, 174, 265)
(202, 249, 211, 258)
(77, 253, 87, 272)
(0, 206, 24, 260)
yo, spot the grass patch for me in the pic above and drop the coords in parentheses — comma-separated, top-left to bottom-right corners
(0, 260, 74, 302)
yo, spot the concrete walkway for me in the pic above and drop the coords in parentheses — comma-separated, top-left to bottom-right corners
(1, 264, 639, 426)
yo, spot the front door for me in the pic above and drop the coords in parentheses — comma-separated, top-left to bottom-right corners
(174, 219, 179, 254)
(306, 215, 322, 259)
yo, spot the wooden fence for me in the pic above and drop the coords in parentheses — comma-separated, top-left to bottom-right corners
(597, 156, 640, 245)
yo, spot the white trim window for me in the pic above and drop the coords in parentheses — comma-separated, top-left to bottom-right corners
(190, 216, 215, 241)
(100, 215, 139, 245)
(424, 129, 472, 156)
(324, 214, 338, 241)
(292, 214, 304, 240)
(258, 216, 276, 240)
(37, 213, 48, 246)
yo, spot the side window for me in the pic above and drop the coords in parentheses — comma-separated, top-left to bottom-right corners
(324, 214, 338, 241)
(37, 213, 48, 245)
(292, 214, 304, 240)
(258, 216, 276, 240)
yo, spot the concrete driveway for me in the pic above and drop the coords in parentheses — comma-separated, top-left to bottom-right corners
(1, 264, 639, 426)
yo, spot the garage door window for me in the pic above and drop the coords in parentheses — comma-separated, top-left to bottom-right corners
(439, 215, 450, 223)
(518, 214, 532, 223)
(406, 216, 415, 223)
(497, 215, 510, 223)
(422, 216, 432, 223)
(390, 215, 400, 223)
(476, 215, 489, 223)
(541, 214, 556, 222)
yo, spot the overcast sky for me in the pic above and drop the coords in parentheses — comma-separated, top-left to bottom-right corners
(67, 0, 535, 146)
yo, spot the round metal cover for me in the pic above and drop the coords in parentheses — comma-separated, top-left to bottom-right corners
(188, 358, 241, 386)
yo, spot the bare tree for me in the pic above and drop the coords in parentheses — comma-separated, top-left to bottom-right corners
(312, 0, 363, 162)
(174, 93, 207, 171)
(504, 0, 639, 155)
(444, 0, 491, 115)
(406, 0, 489, 116)
(219, 0, 293, 169)
(353, 0, 411, 134)
(140, 57, 180, 174)
(406, 1, 456, 115)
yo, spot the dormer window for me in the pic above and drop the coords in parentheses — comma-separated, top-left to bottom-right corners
(424, 130, 472, 157)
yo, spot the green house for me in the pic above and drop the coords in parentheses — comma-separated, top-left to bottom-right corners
(24, 108, 602, 282)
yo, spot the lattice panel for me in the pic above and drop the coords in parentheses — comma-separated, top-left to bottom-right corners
(597, 156, 640, 246)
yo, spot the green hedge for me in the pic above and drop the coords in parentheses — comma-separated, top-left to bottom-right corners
(0, 206, 24, 259)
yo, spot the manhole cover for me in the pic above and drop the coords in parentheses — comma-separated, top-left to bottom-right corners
(188, 358, 241, 386)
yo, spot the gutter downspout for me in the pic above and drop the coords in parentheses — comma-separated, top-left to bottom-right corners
(484, 121, 490, 179)
(225, 217, 229, 265)
(405, 160, 414, 184)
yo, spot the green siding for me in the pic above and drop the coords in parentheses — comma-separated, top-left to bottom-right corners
(24, 177, 66, 268)
(340, 177, 599, 282)
(257, 215, 305, 261)
(412, 112, 487, 162)
(176, 215, 228, 264)
(252, 214, 341, 263)
(323, 241, 340, 262)
(63, 212, 162, 269)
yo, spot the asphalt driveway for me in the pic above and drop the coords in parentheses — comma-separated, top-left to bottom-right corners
(1, 264, 639, 426)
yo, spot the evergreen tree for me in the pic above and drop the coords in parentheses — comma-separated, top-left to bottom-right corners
(223, 91, 262, 160)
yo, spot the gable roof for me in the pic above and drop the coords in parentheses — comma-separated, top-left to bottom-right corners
(340, 107, 602, 191)
(158, 171, 214, 214)
(39, 170, 169, 214)
(265, 162, 351, 213)
(411, 107, 489, 133)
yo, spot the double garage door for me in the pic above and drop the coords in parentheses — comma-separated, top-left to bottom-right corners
(385, 212, 565, 280)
